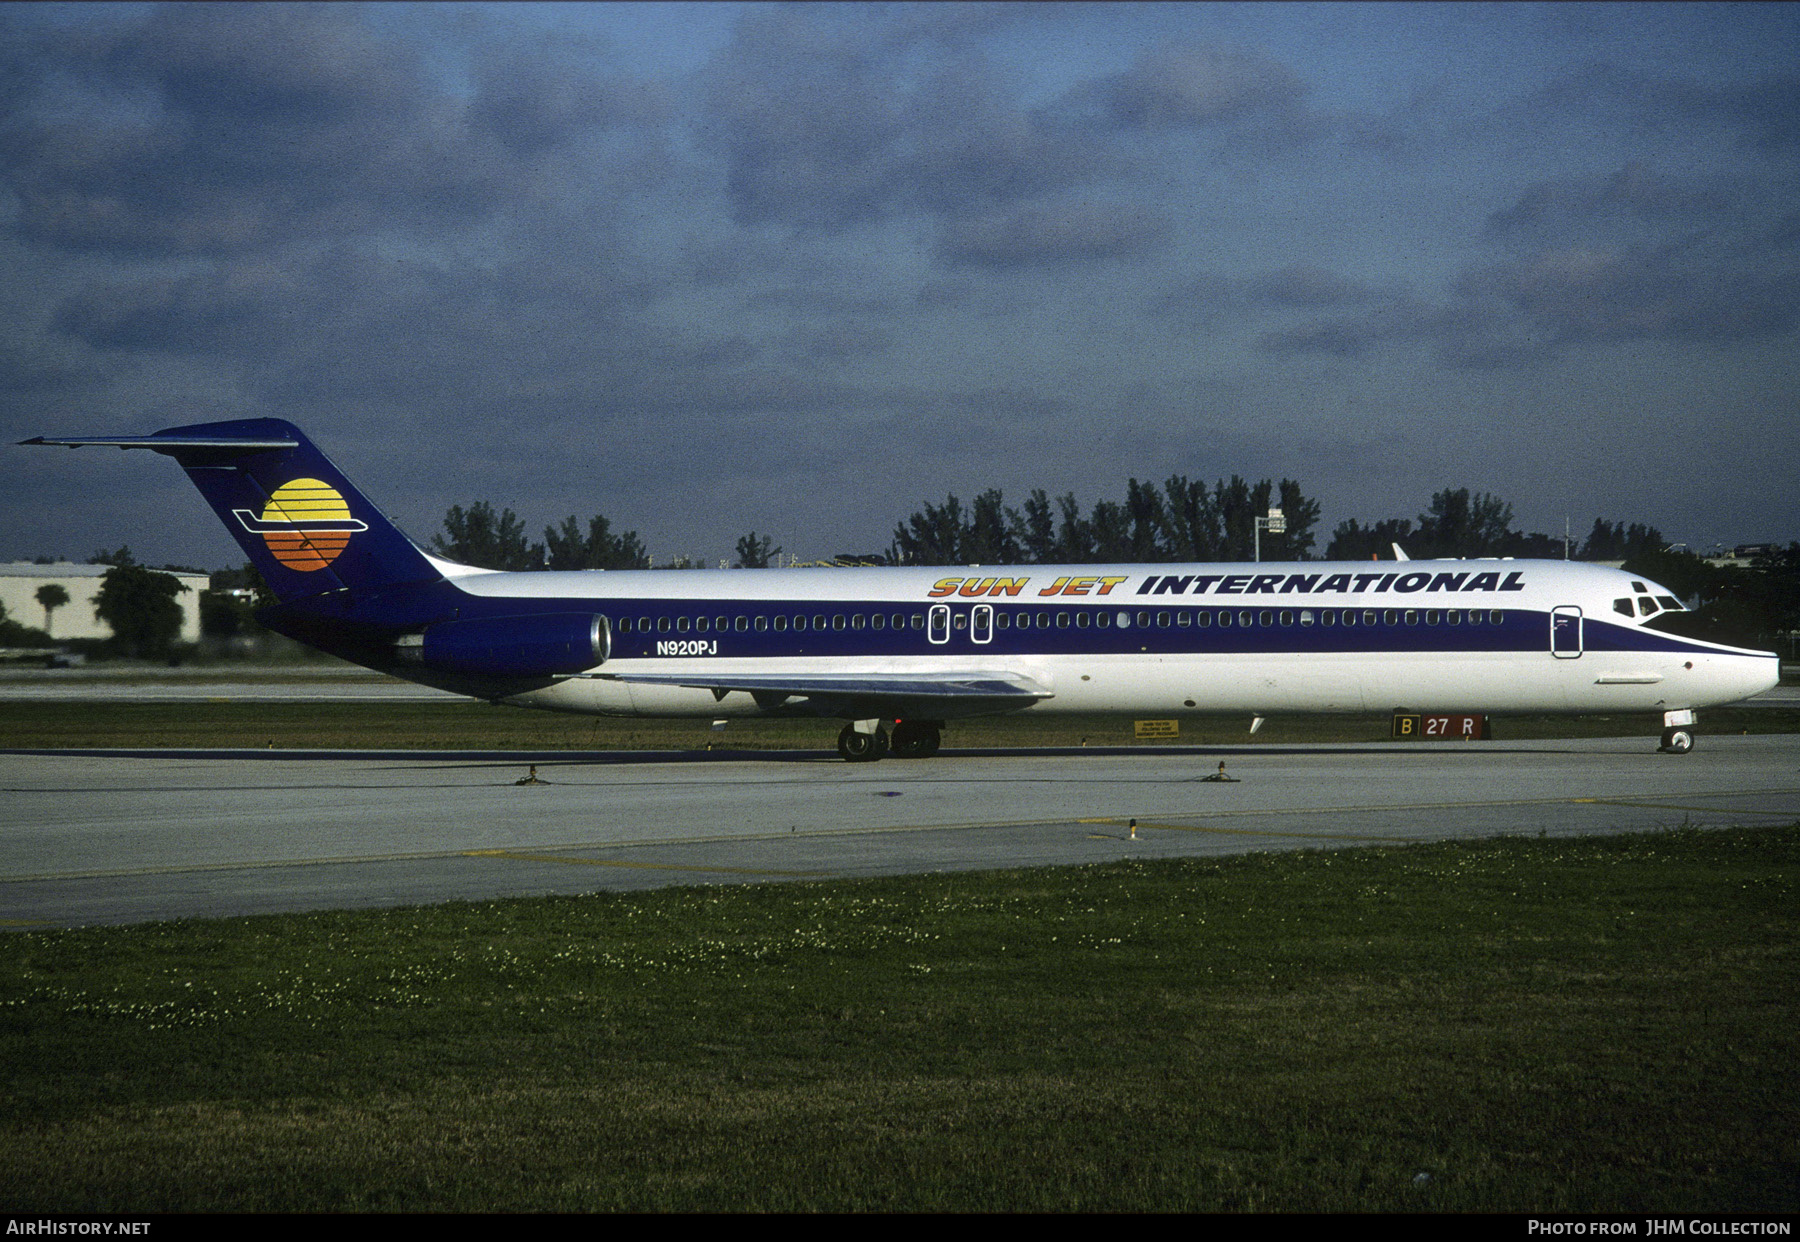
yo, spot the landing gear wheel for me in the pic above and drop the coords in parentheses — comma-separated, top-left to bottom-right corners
(1659, 727, 1694, 754)
(890, 720, 941, 759)
(837, 724, 887, 763)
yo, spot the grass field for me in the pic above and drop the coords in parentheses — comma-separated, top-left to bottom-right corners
(1, 827, 1795, 1212)
(4, 698, 1798, 751)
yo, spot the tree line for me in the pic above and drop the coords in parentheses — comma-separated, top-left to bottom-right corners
(887, 477, 1322, 566)
(428, 502, 786, 573)
(419, 485, 1685, 571)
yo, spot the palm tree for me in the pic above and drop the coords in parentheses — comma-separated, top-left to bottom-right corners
(35, 583, 70, 638)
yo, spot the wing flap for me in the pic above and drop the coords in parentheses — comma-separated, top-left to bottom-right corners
(592, 669, 1053, 719)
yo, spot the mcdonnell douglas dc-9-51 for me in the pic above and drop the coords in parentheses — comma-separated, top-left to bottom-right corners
(23, 419, 1779, 759)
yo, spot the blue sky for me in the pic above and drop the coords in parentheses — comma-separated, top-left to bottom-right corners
(5, 2, 1798, 569)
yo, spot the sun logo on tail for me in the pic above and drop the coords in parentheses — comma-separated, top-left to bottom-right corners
(231, 478, 369, 571)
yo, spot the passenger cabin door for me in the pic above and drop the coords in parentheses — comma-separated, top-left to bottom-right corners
(1551, 605, 1583, 658)
(928, 603, 951, 645)
(970, 603, 993, 644)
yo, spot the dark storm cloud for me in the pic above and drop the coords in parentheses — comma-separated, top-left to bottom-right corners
(1486, 163, 1732, 240)
(938, 202, 1171, 268)
(1262, 227, 1800, 367)
(5, 3, 1797, 566)
(1458, 243, 1800, 347)
(1535, 61, 1800, 152)
(1, 4, 663, 257)
(696, 5, 1106, 230)
(1053, 43, 1306, 130)
(3, 5, 467, 254)
(1158, 266, 1383, 315)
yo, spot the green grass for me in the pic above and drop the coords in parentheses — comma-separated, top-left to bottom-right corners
(1, 827, 1795, 1211)
(4, 699, 1797, 750)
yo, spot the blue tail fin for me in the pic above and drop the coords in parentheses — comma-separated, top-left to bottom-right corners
(23, 418, 441, 603)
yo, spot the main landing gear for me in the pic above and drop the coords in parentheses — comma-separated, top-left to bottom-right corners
(835, 720, 943, 762)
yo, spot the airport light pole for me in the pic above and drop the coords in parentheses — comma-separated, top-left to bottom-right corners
(1254, 508, 1286, 562)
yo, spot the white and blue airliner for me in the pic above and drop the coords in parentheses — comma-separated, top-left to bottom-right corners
(24, 419, 1779, 759)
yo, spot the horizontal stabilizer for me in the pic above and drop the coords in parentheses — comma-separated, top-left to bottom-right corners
(21, 433, 299, 453)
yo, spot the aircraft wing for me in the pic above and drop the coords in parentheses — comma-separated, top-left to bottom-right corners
(591, 668, 1053, 719)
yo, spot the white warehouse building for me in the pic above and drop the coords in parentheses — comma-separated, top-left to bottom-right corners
(0, 562, 211, 644)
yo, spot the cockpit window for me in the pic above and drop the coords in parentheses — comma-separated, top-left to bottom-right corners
(1638, 597, 1659, 616)
(1656, 596, 1683, 611)
(1613, 598, 1634, 617)
(1630, 581, 1647, 593)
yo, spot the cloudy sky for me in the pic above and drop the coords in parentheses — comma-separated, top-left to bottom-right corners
(5, 1, 1798, 570)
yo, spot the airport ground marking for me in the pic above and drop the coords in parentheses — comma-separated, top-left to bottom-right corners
(463, 849, 831, 878)
(1080, 817, 1417, 843)
(1572, 797, 1799, 818)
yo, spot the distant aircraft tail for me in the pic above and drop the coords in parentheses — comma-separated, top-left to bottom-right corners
(22, 418, 442, 604)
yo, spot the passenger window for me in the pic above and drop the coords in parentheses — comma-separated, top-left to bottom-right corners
(1299, 610, 1314, 626)
(1076, 611, 1090, 628)
(910, 613, 925, 630)
(754, 616, 768, 631)
(851, 614, 866, 630)
(1489, 610, 1504, 625)
(1176, 611, 1191, 628)
(1056, 612, 1070, 628)
(736, 616, 749, 631)
(1196, 611, 1212, 628)
(1218, 610, 1232, 628)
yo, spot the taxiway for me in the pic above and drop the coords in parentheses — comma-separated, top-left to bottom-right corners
(4, 735, 1797, 929)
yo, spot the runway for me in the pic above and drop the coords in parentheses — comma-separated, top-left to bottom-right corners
(4, 735, 1797, 929)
